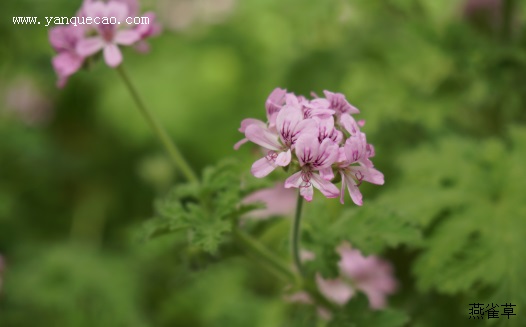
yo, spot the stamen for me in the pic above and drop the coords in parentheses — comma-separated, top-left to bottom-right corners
(355, 171, 364, 186)
(266, 150, 278, 161)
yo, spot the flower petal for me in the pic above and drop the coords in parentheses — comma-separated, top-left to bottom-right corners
(284, 171, 303, 189)
(344, 174, 363, 206)
(114, 30, 141, 45)
(311, 173, 339, 199)
(319, 167, 334, 181)
(238, 118, 265, 133)
(106, 1, 129, 23)
(83, 2, 106, 21)
(315, 138, 339, 168)
(275, 149, 291, 166)
(276, 105, 304, 144)
(295, 135, 319, 166)
(316, 274, 355, 306)
(103, 44, 123, 67)
(76, 37, 104, 57)
(340, 173, 346, 204)
(352, 166, 384, 185)
(49, 26, 69, 51)
(52, 52, 83, 77)
(300, 184, 314, 202)
(233, 138, 249, 150)
(265, 88, 287, 125)
(344, 133, 367, 164)
(323, 90, 360, 115)
(251, 157, 277, 178)
(245, 124, 281, 151)
(340, 113, 360, 135)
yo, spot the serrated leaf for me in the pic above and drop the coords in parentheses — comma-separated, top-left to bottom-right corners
(330, 206, 422, 255)
(142, 159, 260, 254)
(398, 128, 526, 327)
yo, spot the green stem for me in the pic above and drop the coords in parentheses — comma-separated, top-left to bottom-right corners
(116, 65, 199, 183)
(233, 226, 299, 284)
(292, 193, 304, 276)
(502, 0, 515, 41)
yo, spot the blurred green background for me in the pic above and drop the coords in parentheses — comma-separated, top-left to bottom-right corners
(1, 0, 526, 326)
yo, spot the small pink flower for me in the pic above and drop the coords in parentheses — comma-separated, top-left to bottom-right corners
(234, 88, 286, 150)
(241, 182, 296, 219)
(76, 1, 141, 67)
(133, 12, 162, 53)
(323, 90, 359, 116)
(245, 105, 317, 178)
(265, 88, 287, 128)
(284, 135, 340, 201)
(324, 90, 361, 135)
(316, 274, 355, 306)
(338, 133, 384, 205)
(337, 242, 397, 309)
(4, 78, 54, 126)
(49, 25, 86, 88)
(315, 116, 343, 144)
(316, 242, 397, 310)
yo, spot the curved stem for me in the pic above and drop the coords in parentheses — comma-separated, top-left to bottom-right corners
(115, 65, 199, 183)
(292, 193, 304, 276)
(233, 226, 299, 284)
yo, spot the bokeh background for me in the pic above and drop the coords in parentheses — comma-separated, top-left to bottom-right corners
(1, 0, 526, 326)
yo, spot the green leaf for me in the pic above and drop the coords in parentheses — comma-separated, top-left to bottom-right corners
(141, 159, 261, 254)
(329, 295, 409, 327)
(396, 127, 526, 327)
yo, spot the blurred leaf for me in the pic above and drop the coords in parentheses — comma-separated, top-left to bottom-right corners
(329, 295, 409, 327)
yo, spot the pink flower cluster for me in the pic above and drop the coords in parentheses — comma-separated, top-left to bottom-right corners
(49, 0, 161, 87)
(236, 88, 384, 205)
(287, 243, 397, 318)
(316, 242, 397, 309)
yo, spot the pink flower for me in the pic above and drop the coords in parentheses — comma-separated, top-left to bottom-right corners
(284, 136, 340, 201)
(323, 90, 359, 116)
(324, 90, 361, 135)
(265, 88, 287, 128)
(49, 25, 86, 88)
(246, 105, 317, 178)
(338, 133, 384, 205)
(316, 274, 355, 306)
(4, 78, 53, 126)
(76, 1, 141, 67)
(234, 88, 286, 150)
(241, 182, 296, 219)
(133, 12, 162, 53)
(338, 243, 397, 309)
(317, 242, 397, 310)
(236, 89, 383, 205)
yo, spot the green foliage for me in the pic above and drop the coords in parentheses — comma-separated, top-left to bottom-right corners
(2, 0, 526, 326)
(394, 127, 526, 326)
(301, 195, 422, 279)
(141, 160, 257, 253)
(0, 246, 147, 327)
(329, 295, 409, 327)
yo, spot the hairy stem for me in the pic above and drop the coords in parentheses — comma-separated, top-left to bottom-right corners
(116, 65, 199, 183)
(292, 193, 305, 276)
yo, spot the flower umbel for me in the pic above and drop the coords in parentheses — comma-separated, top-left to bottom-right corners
(48, 0, 162, 87)
(236, 88, 384, 204)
